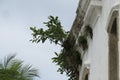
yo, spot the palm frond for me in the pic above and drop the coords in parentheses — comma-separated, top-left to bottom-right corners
(0, 61, 4, 69)
(4, 54, 16, 69)
(0, 54, 40, 80)
(10, 59, 23, 71)
(20, 64, 39, 78)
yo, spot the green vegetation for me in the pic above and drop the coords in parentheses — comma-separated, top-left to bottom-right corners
(0, 54, 39, 80)
(78, 36, 88, 50)
(78, 25, 93, 51)
(30, 16, 93, 80)
(84, 25, 93, 39)
(30, 16, 68, 45)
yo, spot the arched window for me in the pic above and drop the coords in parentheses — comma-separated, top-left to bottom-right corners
(107, 11, 119, 80)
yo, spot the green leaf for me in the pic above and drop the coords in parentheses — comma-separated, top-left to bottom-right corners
(30, 16, 68, 45)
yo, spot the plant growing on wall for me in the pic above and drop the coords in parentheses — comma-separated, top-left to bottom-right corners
(78, 25, 93, 51)
(52, 50, 82, 80)
(78, 36, 88, 50)
(84, 25, 93, 39)
(30, 16, 82, 80)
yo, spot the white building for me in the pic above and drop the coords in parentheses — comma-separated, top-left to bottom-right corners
(70, 0, 120, 80)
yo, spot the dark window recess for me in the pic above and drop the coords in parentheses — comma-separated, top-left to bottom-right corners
(111, 18, 117, 35)
(109, 17, 118, 80)
(85, 74, 88, 80)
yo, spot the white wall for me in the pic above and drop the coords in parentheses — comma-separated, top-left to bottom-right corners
(79, 0, 120, 80)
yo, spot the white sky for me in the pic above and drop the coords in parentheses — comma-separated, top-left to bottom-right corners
(0, 0, 79, 80)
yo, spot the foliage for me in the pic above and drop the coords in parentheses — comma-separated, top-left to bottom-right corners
(78, 25, 93, 51)
(0, 54, 39, 80)
(30, 16, 93, 80)
(30, 16, 68, 45)
(84, 25, 93, 39)
(78, 36, 88, 50)
(62, 35, 76, 51)
(30, 16, 81, 80)
(52, 50, 82, 80)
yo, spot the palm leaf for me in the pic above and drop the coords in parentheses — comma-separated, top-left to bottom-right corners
(4, 54, 16, 69)
(0, 54, 39, 80)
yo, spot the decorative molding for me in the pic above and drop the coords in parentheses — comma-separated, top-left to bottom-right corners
(84, 0, 102, 27)
(107, 11, 119, 33)
(105, 3, 120, 31)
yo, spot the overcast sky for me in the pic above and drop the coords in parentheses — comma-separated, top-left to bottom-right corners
(0, 0, 79, 80)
